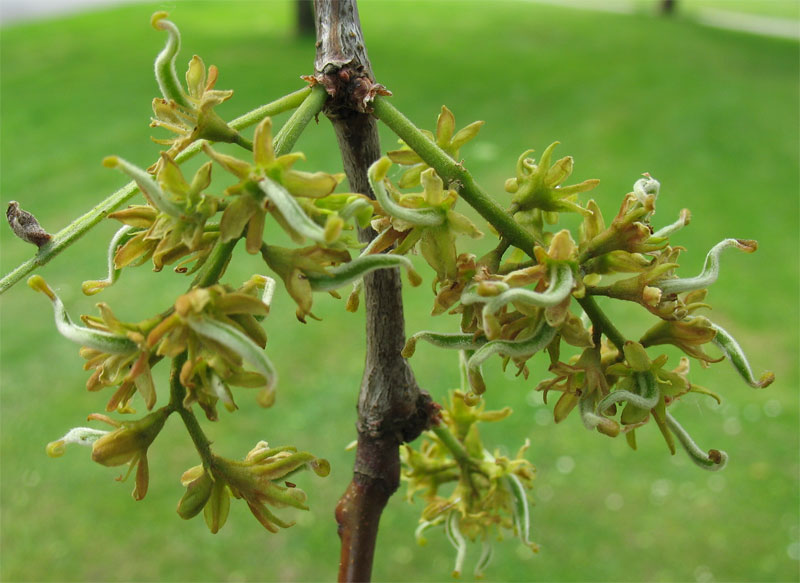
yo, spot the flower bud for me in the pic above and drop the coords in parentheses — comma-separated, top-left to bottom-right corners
(91, 408, 168, 467)
(177, 470, 214, 519)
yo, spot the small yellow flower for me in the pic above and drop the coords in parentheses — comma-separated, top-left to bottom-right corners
(387, 105, 484, 188)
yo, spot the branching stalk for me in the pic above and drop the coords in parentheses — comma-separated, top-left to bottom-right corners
(0, 87, 312, 295)
(168, 353, 214, 468)
(372, 96, 537, 257)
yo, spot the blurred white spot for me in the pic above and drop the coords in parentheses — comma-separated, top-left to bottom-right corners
(650, 478, 672, 505)
(670, 454, 687, 467)
(781, 512, 799, 532)
(536, 483, 554, 503)
(392, 545, 413, 564)
(723, 416, 742, 435)
(471, 142, 499, 162)
(555, 455, 575, 474)
(763, 399, 782, 418)
(604, 492, 624, 511)
(707, 474, 726, 493)
(22, 469, 41, 488)
(787, 541, 800, 561)
(534, 408, 552, 427)
(693, 564, 714, 583)
(526, 390, 543, 407)
(789, 523, 800, 540)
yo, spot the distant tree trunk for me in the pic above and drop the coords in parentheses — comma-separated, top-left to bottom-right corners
(297, 0, 315, 36)
(661, 0, 677, 15)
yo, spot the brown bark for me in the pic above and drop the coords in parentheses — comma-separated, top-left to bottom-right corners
(312, 1, 437, 581)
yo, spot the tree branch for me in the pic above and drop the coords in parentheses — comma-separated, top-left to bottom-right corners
(313, 2, 436, 581)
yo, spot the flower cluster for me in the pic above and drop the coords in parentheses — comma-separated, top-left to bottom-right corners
(402, 389, 535, 578)
(148, 12, 244, 170)
(177, 440, 330, 534)
(47, 408, 169, 500)
(387, 105, 484, 188)
(103, 154, 219, 275)
(390, 119, 772, 473)
(145, 275, 278, 419)
(29, 273, 277, 418)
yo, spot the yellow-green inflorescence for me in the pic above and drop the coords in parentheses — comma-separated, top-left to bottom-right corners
(384, 106, 773, 574)
(20, 10, 777, 575)
(177, 440, 330, 534)
(402, 387, 536, 578)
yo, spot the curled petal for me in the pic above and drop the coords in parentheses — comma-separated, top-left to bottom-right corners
(467, 322, 557, 394)
(151, 12, 190, 108)
(652, 208, 691, 239)
(82, 226, 135, 295)
(666, 412, 728, 471)
(258, 178, 328, 243)
(402, 331, 486, 358)
(368, 158, 445, 227)
(710, 322, 774, 388)
(597, 371, 659, 414)
(633, 175, 660, 205)
(414, 520, 437, 546)
(472, 263, 574, 334)
(474, 541, 494, 579)
(306, 253, 422, 292)
(659, 238, 757, 294)
(505, 473, 534, 548)
(186, 316, 277, 397)
(28, 276, 137, 354)
(579, 394, 620, 437)
(47, 427, 109, 457)
(444, 512, 467, 578)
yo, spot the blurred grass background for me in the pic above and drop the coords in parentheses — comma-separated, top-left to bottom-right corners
(1, 1, 797, 581)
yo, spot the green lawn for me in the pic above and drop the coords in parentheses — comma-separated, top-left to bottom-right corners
(1, 2, 798, 582)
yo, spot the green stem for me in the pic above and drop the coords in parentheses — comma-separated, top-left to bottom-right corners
(431, 424, 481, 497)
(233, 133, 254, 151)
(192, 239, 240, 288)
(273, 84, 328, 155)
(372, 96, 537, 257)
(229, 86, 311, 131)
(0, 87, 312, 295)
(431, 425, 474, 469)
(169, 353, 214, 467)
(577, 295, 626, 351)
